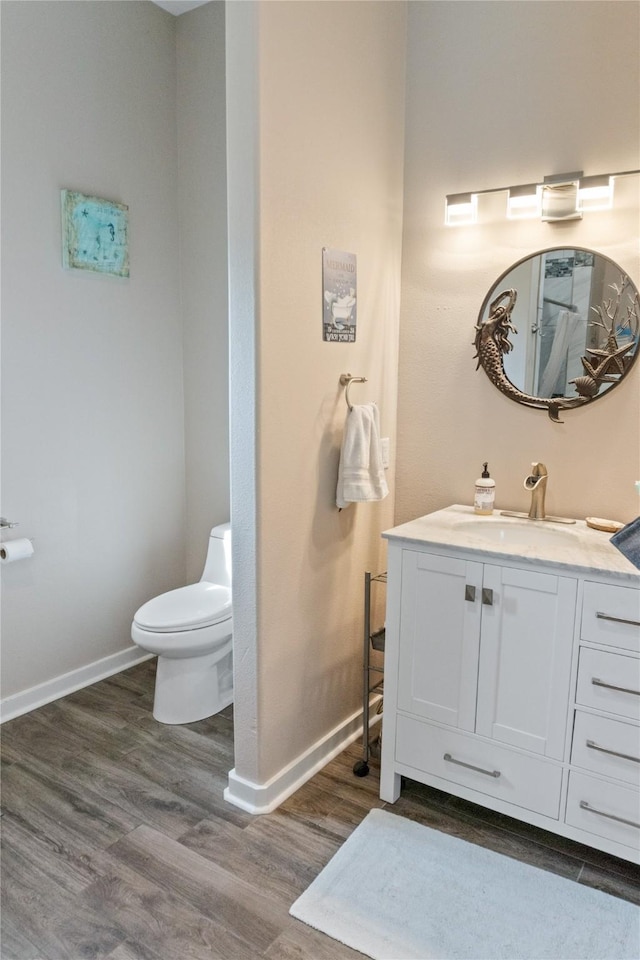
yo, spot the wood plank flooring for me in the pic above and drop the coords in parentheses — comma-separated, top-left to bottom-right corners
(1, 659, 638, 959)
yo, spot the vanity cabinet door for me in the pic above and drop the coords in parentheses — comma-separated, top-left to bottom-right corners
(475, 565, 577, 760)
(396, 552, 576, 755)
(397, 551, 483, 731)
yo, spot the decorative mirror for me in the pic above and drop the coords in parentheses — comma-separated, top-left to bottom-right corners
(475, 247, 639, 421)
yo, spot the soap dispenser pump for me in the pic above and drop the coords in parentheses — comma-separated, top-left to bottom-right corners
(474, 462, 495, 515)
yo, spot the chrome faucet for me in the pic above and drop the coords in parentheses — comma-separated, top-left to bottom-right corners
(524, 462, 548, 520)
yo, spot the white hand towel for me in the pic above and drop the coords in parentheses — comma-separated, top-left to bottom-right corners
(336, 402, 389, 508)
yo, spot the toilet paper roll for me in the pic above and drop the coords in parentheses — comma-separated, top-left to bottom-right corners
(1, 538, 34, 563)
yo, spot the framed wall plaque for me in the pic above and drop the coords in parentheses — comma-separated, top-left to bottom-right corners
(323, 248, 357, 342)
(61, 190, 129, 278)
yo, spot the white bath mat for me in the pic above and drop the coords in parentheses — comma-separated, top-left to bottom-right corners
(290, 808, 639, 960)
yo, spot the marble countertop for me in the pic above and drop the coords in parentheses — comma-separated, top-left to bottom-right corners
(383, 504, 640, 583)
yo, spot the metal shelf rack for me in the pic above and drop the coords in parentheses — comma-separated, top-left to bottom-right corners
(353, 570, 386, 777)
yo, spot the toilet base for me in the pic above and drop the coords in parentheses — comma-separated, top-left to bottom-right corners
(153, 643, 233, 724)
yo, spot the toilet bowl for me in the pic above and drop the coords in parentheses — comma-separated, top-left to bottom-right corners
(131, 523, 232, 724)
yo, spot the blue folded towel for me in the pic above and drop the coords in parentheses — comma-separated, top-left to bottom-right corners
(610, 516, 640, 569)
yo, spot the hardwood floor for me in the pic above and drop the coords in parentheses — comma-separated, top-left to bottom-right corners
(1, 659, 638, 959)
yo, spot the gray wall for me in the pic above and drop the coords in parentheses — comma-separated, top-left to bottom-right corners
(1, 0, 229, 707)
(177, 2, 229, 583)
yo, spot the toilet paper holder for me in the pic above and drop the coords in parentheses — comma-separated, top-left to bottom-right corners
(0, 517, 19, 529)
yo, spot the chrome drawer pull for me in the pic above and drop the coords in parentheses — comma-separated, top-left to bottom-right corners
(586, 739, 640, 764)
(579, 800, 640, 830)
(591, 677, 640, 697)
(596, 611, 640, 628)
(443, 753, 500, 778)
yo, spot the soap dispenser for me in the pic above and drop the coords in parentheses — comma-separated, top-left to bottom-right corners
(474, 462, 495, 515)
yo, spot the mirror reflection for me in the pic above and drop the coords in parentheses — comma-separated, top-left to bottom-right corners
(476, 248, 639, 421)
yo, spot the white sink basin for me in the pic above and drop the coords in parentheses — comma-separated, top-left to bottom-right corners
(454, 518, 578, 549)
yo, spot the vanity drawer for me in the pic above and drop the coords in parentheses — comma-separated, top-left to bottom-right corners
(395, 714, 562, 819)
(566, 770, 640, 854)
(576, 647, 640, 722)
(581, 582, 640, 653)
(571, 711, 640, 788)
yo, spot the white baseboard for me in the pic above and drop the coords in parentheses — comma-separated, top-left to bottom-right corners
(0, 647, 153, 723)
(224, 694, 383, 814)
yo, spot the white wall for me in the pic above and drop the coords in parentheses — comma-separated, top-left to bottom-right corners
(226, 0, 407, 808)
(1, 0, 229, 711)
(177, 1, 230, 584)
(397, 1, 640, 527)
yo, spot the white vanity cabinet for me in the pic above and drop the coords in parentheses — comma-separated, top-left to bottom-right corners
(380, 506, 640, 864)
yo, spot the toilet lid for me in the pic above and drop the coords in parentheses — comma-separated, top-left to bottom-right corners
(134, 583, 232, 633)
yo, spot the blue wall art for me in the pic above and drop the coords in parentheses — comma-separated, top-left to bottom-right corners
(61, 190, 129, 278)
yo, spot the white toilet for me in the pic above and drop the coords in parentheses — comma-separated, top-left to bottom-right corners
(131, 523, 233, 724)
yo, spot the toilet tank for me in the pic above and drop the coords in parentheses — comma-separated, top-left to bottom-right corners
(201, 522, 231, 587)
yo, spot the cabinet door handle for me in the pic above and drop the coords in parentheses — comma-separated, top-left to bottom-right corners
(586, 739, 640, 764)
(579, 800, 640, 830)
(596, 611, 640, 628)
(464, 585, 476, 602)
(443, 753, 500, 778)
(591, 677, 640, 697)
(482, 587, 493, 606)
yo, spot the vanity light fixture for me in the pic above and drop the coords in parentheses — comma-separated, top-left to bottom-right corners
(445, 168, 638, 226)
(578, 174, 614, 211)
(445, 192, 477, 226)
(506, 183, 540, 220)
(540, 172, 582, 222)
